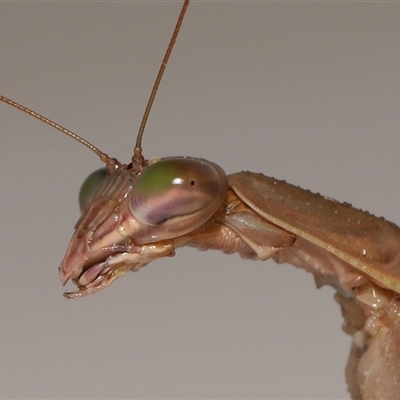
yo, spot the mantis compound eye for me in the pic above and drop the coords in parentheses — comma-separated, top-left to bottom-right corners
(130, 157, 227, 226)
(79, 168, 109, 212)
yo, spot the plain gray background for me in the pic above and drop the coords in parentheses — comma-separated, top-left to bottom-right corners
(1, 1, 399, 399)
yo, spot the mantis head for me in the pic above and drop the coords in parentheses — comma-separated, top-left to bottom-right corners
(59, 157, 227, 298)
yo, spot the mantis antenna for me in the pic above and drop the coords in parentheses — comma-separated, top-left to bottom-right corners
(0, 0, 190, 168)
(133, 0, 190, 166)
(0, 95, 110, 163)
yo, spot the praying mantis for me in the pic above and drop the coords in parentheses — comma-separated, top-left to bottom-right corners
(1, 1, 400, 398)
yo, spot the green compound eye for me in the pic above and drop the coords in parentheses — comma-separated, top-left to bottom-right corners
(130, 158, 227, 226)
(79, 168, 109, 212)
